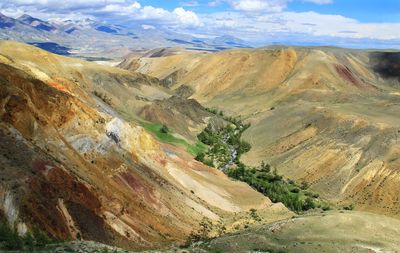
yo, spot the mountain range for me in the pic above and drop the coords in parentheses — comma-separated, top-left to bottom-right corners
(0, 13, 252, 59)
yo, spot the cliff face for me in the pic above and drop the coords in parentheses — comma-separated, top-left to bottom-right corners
(0, 41, 290, 250)
(125, 46, 400, 218)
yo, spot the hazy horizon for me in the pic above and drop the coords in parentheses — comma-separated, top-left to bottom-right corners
(1, 0, 400, 49)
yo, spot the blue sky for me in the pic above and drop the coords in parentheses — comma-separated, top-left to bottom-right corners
(1, 0, 400, 48)
(139, 0, 400, 22)
(289, 0, 400, 22)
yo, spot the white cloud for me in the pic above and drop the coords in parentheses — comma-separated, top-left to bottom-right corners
(230, 0, 287, 12)
(1, 0, 201, 28)
(7, 0, 127, 9)
(3, 0, 400, 48)
(196, 10, 400, 43)
(101, 2, 141, 14)
(209, 0, 333, 12)
(303, 0, 333, 4)
(173, 7, 201, 27)
(141, 24, 155, 30)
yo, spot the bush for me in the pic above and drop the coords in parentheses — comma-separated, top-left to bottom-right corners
(24, 232, 35, 251)
(0, 222, 23, 250)
(160, 124, 169, 134)
(93, 91, 112, 105)
(0, 222, 55, 251)
(187, 218, 213, 243)
(321, 203, 332, 211)
(260, 161, 271, 173)
(302, 197, 316, 210)
(195, 152, 205, 162)
(300, 181, 309, 190)
(343, 204, 354, 210)
(203, 159, 214, 167)
(32, 227, 51, 247)
(290, 187, 300, 193)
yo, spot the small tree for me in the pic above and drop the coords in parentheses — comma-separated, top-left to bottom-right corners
(160, 125, 169, 134)
(24, 232, 35, 251)
(32, 227, 51, 247)
(0, 222, 23, 250)
(300, 181, 309, 190)
(302, 197, 315, 211)
(195, 152, 205, 162)
(260, 161, 271, 173)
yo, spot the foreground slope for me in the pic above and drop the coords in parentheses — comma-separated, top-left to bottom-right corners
(0, 41, 290, 250)
(31, 211, 400, 253)
(187, 211, 400, 253)
(123, 46, 400, 218)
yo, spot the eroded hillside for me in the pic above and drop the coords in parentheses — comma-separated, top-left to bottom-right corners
(0, 41, 291, 250)
(124, 46, 400, 218)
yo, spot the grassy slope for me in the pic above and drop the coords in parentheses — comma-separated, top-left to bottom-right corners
(141, 122, 206, 156)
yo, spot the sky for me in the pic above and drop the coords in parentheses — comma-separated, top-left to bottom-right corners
(1, 0, 400, 48)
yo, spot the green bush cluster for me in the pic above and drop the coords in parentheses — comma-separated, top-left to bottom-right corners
(227, 162, 320, 212)
(0, 222, 53, 251)
(196, 117, 251, 170)
(197, 108, 327, 213)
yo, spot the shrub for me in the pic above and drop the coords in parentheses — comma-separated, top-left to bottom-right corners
(302, 197, 316, 211)
(290, 187, 300, 193)
(195, 152, 205, 162)
(32, 227, 51, 247)
(321, 203, 332, 211)
(160, 124, 169, 134)
(343, 204, 354, 210)
(24, 232, 35, 251)
(300, 181, 309, 190)
(0, 222, 22, 250)
(260, 161, 271, 173)
(93, 91, 112, 105)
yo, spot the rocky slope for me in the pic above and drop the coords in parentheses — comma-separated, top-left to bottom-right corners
(123, 46, 400, 218)
(0, 41, 291, 250)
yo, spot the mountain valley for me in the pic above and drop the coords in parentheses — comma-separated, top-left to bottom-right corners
(0, 36, 400, 252)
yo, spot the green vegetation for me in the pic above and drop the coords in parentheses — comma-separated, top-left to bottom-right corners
(81, 56, 113, 62)
(160, 124, 169, 134)
(188, 142, 208, 158)
(195, 115, 251, 170)
(343, 204, 355, 210)
(93, 90, 112, 106)
(196, 109, 329, 213)
(141, 122, 206, 156)
(226, 161, 328, 212)
(0, 221, 54, 251)
(185, 218, 226, 246)
(249, 208, 261, 222)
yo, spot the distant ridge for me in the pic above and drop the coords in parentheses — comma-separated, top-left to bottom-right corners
(0, 13, 253, 59)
